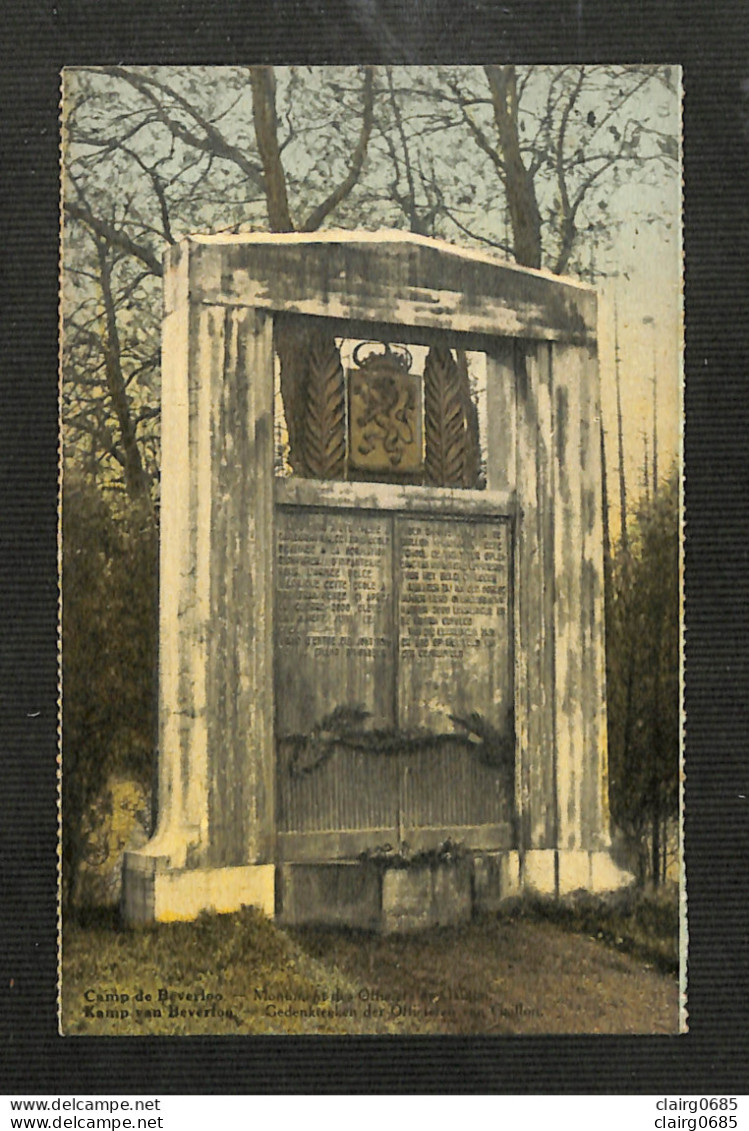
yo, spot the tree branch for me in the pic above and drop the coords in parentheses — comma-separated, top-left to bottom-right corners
(450, 82, 506, 179)
(553, 66, 586, 274)
(300, 66, 376, 232)
(64, 201, 164, 276)
(483, 64, 542, 268)
(95, 240, 151, 502)
(96, 66, 266, 192)
(249, 66, 294, 232)
(380, 67, 428, 234)
(442, 206, 515, 257)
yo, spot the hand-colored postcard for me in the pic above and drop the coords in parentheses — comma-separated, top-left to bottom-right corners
(60, 64, 683, 1036)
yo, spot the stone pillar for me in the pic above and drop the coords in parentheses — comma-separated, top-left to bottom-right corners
(121, 241, 275, 924)
(514, 341, 556, 866)
(514, 333, 630, 897)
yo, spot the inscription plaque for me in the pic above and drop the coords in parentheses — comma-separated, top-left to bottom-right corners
(276, 506, 511, 738)
(275, 509, 393, 733)
(396, 517, 511, 731)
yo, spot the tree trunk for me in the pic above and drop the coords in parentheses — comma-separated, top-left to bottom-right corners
(614, 302, 628, 551)
(483, 65, 542, 269)
(96, 242, 151, 503)
(275, 315, 315, 475)
(250, 66, 294, 232)
(601, 421, 612, 611)
(651, 614, 663, 886)
(651, 790, 661, 887)
(652, 348, 659, 496)
(600, 420, 616, 834)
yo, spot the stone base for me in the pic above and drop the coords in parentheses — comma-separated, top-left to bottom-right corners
(472, 850, 521, 912)
(275, 862, 382, 930)
(521, 849, 634, 897)
(120, 848, 633, 928)
(276, 850, 631, 929)
(382, 861, 472, 932)
(121, 852, 275, 926)
(277, 860, 472, 933)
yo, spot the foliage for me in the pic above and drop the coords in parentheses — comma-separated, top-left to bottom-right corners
(74, 778, 150, 907)
(500, 885, 679, 975)
(606, 467, 680, 884)
(358, 837, 468, 871)
(61, 476, 158, 906)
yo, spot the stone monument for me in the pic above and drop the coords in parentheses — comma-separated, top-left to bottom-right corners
(121, 230, 631, 929)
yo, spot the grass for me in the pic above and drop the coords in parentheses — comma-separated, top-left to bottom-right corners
(500, 884, 681, 975)
(60, 905, 421, 1036)
(60, 887, 680, 1037)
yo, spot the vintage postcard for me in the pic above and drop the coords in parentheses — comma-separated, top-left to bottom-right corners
(59, 64, 683, 1036)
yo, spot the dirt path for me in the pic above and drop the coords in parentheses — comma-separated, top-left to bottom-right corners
(294, 916, 680, 1034)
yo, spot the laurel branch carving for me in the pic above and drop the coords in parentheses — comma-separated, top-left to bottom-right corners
(275, 314, 314, 475)
(302, 331, 346, 479)
(279, 325, 481, 487)
(424, 345, 468, 487)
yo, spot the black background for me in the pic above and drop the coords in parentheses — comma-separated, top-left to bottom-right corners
(2, 0, 748, 1093)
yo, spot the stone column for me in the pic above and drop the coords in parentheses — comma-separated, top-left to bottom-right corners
(121, 241, 276, 924)
(514, 330, 630, 897)
(550, 339, 626, 893)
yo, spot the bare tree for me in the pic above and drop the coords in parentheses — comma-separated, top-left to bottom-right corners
(61, 64, 678, 498)
(62, 65, 378, 491)
(405, 64, 678, 273)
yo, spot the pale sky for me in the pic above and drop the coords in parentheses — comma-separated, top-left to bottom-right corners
(598, 227, 682, 536)
(595, 83, 682, 537)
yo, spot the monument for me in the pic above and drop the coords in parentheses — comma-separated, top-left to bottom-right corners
(121, 230, 631, 929)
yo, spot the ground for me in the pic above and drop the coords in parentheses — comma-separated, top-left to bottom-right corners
(292, 917, 679, 1035)
(60, 900, 680, 1036)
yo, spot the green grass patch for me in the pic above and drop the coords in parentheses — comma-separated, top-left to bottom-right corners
(61, 905, 418, 1036)
(496, 885, 680, 975)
